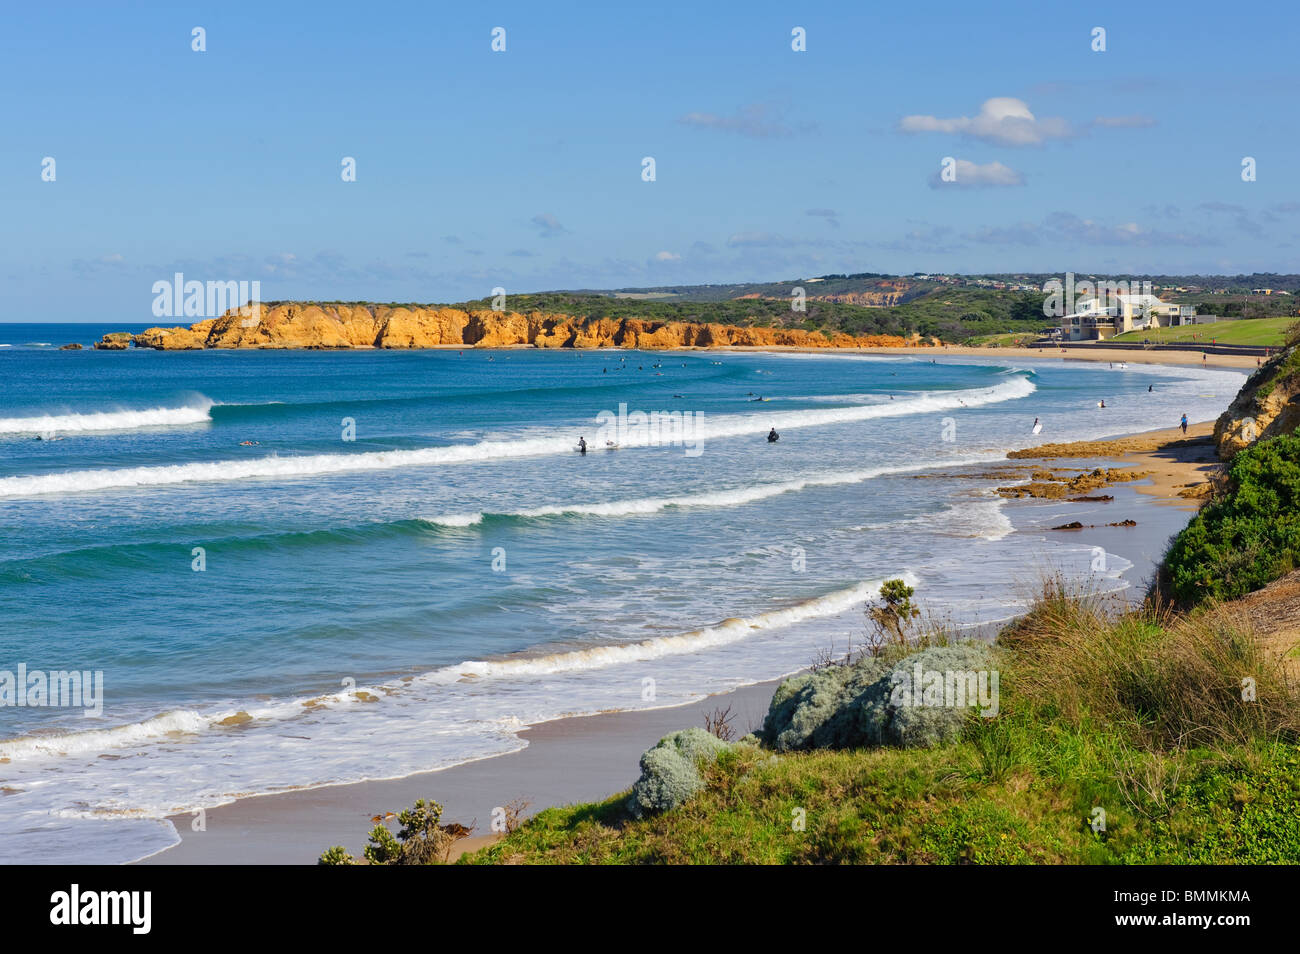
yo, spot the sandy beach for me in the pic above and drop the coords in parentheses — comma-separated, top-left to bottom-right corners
(853, 344, 1261, 371)
(139, 407, 1225, 865)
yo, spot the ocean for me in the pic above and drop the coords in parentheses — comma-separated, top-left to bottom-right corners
(0, 323, 1245, 863)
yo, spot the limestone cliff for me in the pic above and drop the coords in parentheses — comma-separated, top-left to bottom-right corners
(1214, 346, 1300, 460)
(121, 303, 915, 352)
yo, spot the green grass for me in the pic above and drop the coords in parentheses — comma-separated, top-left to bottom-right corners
(463, 587, 1300, 865)
(1108, 316, 1296, 347)
(462, 730, 1300, 865)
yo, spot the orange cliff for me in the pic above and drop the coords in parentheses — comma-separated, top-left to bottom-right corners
(123, 303, 922, 351)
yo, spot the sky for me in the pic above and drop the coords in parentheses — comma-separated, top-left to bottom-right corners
(1, 0, 1298, 322)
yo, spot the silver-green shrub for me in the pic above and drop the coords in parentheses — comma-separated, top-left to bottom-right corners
(760, 643, 996, 752)
(628, 727, 730, 817)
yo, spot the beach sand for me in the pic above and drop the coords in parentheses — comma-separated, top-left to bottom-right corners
(1007, 421, 1221, 506)
(140, 681, 779, 864)
(138, 353, 1232, 866)
(851, 344, 1262, 371)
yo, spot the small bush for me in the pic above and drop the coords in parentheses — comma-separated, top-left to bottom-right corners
(628, 728, 730, 817)
(319, 797, 471, 865)
(758, 643, 997, 752)
(1162, 433, 1300, 605)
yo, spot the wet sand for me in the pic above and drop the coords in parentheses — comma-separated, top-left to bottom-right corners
(140, 681, 779, 864)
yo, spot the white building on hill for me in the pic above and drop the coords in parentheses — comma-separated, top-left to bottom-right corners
(1062, 295, 1196, 341)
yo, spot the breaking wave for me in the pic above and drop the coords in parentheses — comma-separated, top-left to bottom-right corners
(0, 377, 1033, 498)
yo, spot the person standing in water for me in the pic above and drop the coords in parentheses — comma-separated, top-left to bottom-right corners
(578, 436, 587, 454)
(767, 428, 779, 443)
(1180, 414, 1188, 435)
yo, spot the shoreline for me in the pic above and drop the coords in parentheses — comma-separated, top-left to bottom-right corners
(43, 333, 1263, 371)
(138, 420, 1220, 865)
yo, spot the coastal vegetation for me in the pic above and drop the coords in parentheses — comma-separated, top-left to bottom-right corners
(455, 288, 1052, 344)
(458, 584, 1300, 865)
(1161, 433, 1300, 605)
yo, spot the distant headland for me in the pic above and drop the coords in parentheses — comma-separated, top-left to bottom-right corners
(94, 303, 920, 351)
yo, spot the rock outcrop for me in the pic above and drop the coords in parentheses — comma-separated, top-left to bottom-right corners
(122, 302, 916, 352)
(1215, 347, 1300, 461)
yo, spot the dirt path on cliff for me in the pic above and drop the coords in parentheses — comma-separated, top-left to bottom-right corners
(1234, 570, 1300, 680)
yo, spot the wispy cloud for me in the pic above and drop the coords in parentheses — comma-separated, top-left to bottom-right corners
(963, 211, 1216, 248)
(805, 208, 841, 228)
(531, 213, 567, 238)
(1091, 114, 1157, 128)
(679, 103, 809, 139)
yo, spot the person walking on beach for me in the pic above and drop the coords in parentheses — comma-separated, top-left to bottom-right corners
(1180, 414, 1188, 435)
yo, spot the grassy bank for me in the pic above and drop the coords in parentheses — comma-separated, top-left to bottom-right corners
(1108, 316, 1294, 347)
(460, 588, 1299, 865)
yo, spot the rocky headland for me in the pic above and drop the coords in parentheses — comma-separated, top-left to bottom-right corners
(107, 303, 919, 352)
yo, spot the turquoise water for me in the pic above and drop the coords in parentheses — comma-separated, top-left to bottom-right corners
(0, 325, 1244, 862)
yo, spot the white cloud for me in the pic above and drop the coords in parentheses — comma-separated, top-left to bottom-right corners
(928, 159, 1025, 189)
(900, 97, 1071, 146)
(653, 250, 681, 261)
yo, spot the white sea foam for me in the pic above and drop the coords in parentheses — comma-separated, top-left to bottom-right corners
(0, 709, 210, 760)
(0, 376, 1034, 498)
(421, 576, 910, 680)
(0, 575, 904, 769)
(0, 402, 213, 435)
(421, 457, 1007, 526)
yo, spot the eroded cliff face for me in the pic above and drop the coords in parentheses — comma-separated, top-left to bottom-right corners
(1214, 346, 1300, 460)
(124, 303, 916, 352)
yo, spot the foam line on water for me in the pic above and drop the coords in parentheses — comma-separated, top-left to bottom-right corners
(0, 377, 1034, 498)
(0, 402, 213, 435)
(421, 458, 1008, 526)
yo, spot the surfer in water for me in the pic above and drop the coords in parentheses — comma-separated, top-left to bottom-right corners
(577, 436, 587, 455)
(1098, 400, 1107, 409)
(1032, 417, 1042, 434)
(767, 428, 779, 443)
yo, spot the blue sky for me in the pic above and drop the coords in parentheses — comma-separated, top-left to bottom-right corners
(2, 0, 1297, 321)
